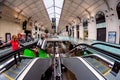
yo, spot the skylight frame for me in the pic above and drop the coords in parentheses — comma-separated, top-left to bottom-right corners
(43, 0, 64, 27)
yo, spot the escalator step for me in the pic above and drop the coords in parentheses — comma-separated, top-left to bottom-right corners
(10, 66, 22, 74)
(97, 66, 107, 73)
(9, 69, 18, 75)
(0, 59, 31, 80)
(5, 70, 16, 79)
(92, 62, 100, 66)
(0, 74, 9, 80)
(2, 73, 14, 80)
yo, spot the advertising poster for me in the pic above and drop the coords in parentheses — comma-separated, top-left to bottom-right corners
(108, 31, 116, 43)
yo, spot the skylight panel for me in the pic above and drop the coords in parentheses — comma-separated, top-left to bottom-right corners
(43, 0, 53, 8)
(43, 0, 64, 29)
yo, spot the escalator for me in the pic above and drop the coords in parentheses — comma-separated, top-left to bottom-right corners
(83, 55, 112, 76)
(0, 58, 32, 80)
(82, 54, 120, 80)
(91, 42, 120, 60)
(0, 40, 38, 80)
(63, 43, 120, 80)
(0, 39, 120, 80)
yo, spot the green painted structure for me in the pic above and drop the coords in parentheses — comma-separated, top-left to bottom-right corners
(23, 49, 50, 58)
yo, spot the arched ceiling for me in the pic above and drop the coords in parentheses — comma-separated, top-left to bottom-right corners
(3, 0, 52, 31)
(2, 0, 107, 33)
(58, 0, 105, 31)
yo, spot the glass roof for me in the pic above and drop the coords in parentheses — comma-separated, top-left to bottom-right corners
(43, 0, 64, 27)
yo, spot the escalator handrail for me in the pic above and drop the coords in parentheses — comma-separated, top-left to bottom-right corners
(66, 43, 120, 61)
(92, 43, 120, 49)
(0, 44, 11, 49)
(0, 41, 38, 62)
(65, 47, 78, 55)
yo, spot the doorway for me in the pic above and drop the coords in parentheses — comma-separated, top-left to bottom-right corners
(77, 31, 79, 39)
(97, 28, 106, 41)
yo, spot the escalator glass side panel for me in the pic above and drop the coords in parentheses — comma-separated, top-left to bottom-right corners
(0, 58, 31, 80)
(93, 44, 120, 56)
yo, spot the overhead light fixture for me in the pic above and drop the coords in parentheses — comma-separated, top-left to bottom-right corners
(105, 10, 108, 13)
(106, 15, 109, 17)
(90, 16, 94, 22)
(90, 16, 94, 19)
(14, 11, 22, 24)
(68, 23, 72, 26)
(28, 17, 32, 21)
(77, 16, 81, 22)
(110, 8, 113, 11)
(111, 14, 114, 16)
(87, 18, 90, 23)
(14, 17, 21, 23)
(72, 20, 75, 24)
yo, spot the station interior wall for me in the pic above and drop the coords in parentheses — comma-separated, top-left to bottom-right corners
(0, 5, 32, 41)
(0, 0, 120, 44)
(60, 0, 120, 44)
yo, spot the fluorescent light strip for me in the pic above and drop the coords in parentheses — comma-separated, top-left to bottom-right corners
(77, 57, 106, 80)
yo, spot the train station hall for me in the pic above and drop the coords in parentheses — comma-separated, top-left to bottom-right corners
(0, 0, 120, 80)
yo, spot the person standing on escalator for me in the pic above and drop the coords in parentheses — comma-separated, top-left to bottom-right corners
(0, 35, 21, 65)
(32, 46, 40, 57)
(69, 43, 75, 56)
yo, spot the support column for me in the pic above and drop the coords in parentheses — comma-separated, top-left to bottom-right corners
(88, 17, 96, 40)
(80, 23, 84, 39)
(106, 11, 120, 43)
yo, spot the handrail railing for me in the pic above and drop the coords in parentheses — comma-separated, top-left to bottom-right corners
(0, 41, 38, 62)
(92, 43, 120, 49)
(0, 44, 11, 49)
(65, 43, 120, 61)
